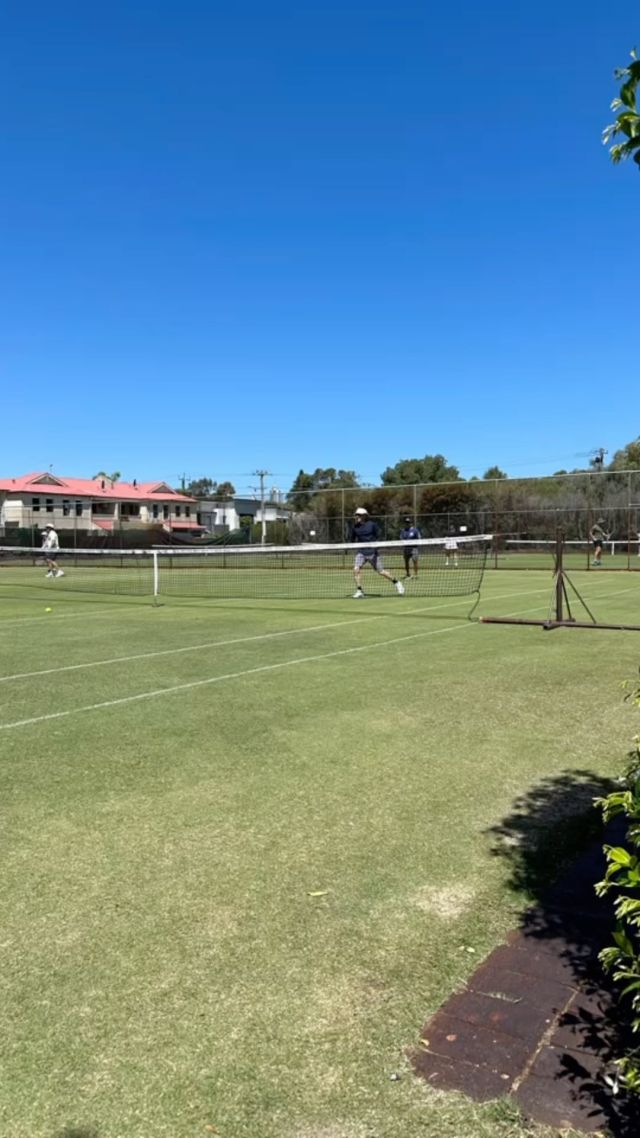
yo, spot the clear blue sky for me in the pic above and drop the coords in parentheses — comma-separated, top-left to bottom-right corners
(1, 1, 636, 496)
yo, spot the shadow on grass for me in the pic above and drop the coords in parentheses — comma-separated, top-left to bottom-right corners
(487, 767, 612, 900)
(488, 767, 640, 1136)
(52, 1128, 100, 1138)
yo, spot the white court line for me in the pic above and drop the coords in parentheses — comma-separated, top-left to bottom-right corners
(0, 613, 409, 683)
(0, 619, 485, 730)
(0, 606, 139, 628)
(0, 583, 556, 684)
(0, 594, 573, 732)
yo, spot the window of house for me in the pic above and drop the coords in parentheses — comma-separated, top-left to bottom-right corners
(62, 500, 70, 516)
(45, 499, 54, 513)
(152, 504, 159, 519)
(163, 505, 169, 519)
(75, 501, 83, 517)
(185, 506, 191, 518)
(32, 497, 40, 512)
(175, 505, 182, 517)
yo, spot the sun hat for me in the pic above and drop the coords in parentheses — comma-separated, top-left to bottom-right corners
(354, 507, 368, 516)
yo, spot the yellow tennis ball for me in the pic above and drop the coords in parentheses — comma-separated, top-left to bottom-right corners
(45, 607, 52, 613)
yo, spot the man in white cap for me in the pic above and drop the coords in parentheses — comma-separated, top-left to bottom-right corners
(41, 523, 65, 578)
(349, 507, 404, 598)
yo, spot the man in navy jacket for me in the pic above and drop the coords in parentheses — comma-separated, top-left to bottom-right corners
(349, 508, 405, 599)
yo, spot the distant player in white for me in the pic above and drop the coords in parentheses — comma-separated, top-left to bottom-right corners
(444, 527, 459, 567)
(42, 523, 64, 578)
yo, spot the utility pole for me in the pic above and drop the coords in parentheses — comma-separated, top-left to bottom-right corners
(253, 469, 271, 544)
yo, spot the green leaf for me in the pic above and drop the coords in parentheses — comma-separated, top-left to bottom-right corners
(620, 980, 640, 999)
(620, 79, 638, 109)
(613, 928, 636, 956)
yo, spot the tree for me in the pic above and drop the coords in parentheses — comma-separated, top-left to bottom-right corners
(609, 438, 640, 471)
(287, 470, 316, 509)
(482, 466, 508, 480)
(186, 478, 236, 499)
(380, 454, 460, 485)
(603, 48, 640, 168)
(186, 478, 216, 497)
(215, 481, 235, 500)
(287, 468, 360, 509)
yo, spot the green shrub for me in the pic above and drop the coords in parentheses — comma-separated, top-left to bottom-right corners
(595, 677, 640, 1094)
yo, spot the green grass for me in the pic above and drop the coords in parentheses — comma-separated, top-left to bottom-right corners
(1, 568, 640, 1138)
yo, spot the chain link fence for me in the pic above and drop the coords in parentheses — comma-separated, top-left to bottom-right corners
(286, 470, 640, 568)
(3, 471, 640, 566)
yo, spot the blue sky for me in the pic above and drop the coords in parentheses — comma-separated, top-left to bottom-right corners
(1, 1, 637, 496)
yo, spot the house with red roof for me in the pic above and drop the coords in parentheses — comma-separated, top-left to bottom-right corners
(0, 472, 205, 538)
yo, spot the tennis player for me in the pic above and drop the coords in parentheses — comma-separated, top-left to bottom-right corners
(42, 523, 65, 578)
(399, 516, 421, 578)
(444, 527, 459, 567)
(350, 508, 404, 598)
(590, 518, 608, 568)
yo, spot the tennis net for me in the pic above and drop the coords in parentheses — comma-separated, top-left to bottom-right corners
(0, 535, 492, 600)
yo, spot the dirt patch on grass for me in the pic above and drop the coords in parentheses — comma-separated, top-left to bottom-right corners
(410, 883, 475, 920)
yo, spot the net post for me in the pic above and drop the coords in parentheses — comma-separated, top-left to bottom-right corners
(554, 530, 564, 622)
(153, 550, 159, 600)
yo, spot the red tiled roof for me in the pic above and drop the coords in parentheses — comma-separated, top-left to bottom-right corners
(93, 519, 115, 531)
(0, 472, 195, 503)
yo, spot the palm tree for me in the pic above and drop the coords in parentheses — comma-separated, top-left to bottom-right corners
(92, 470, 121, 487)
(603, 49, 640, 168)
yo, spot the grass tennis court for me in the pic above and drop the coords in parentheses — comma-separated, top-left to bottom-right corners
(2, 568, 640, 1138)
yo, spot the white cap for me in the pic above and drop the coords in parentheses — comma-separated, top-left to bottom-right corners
(354, 507, 368, 516)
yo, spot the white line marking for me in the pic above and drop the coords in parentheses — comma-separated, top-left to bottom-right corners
(0, 585, 553, 684)
(0, 607, 136, 628)
(0, 618, 485, 730)
(0, 615, 397, 682)
(0, 592, 576, 732)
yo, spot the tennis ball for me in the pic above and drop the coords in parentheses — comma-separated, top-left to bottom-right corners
(45, 607, 52, 613)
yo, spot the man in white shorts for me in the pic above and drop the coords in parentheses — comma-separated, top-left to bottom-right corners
(42, 523, 65, 578)
(444, 527, 459, 567)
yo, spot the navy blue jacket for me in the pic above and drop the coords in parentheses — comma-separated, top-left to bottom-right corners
(400, 525, 421, 543)
(349, 519, 379, 553)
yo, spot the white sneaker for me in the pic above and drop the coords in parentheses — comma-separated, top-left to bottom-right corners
(395, 580, 405, 595)
(55, 569, 65, 577)
(45, 571, 53, 577)
(352, 589, 364, 599)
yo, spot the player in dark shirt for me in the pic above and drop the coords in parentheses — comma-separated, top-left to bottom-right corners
(349, 508, 405, 598)
(399, 517, 421, 578)
(590, 518, 609, 567)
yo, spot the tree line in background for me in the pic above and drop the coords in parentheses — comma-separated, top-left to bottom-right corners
(179, 433, 640, 545)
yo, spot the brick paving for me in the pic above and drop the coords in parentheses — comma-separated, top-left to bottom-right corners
(411, 832, 640, 1134)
